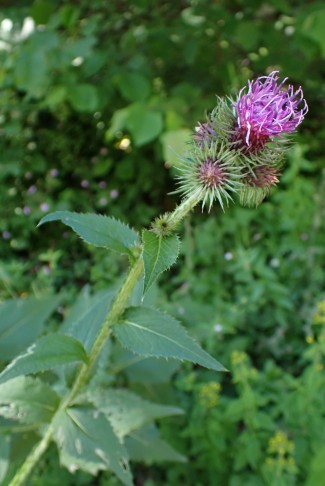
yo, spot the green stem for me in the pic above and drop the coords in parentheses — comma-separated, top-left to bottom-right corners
(8, 425, 53, 486)
(152, 190, 203, 236)
(8, 255, 144, 486)
(67, 255, 144, 403)
(167, 190, 203, 228)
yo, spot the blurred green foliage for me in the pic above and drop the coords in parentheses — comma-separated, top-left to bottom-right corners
(0, 0, 325, 484)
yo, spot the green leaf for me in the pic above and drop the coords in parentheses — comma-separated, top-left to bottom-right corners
(88, 388, 183, 439)
(0, 295, 61, 362)
(67, 84, 99, 112)
(14, 50, 49, 98)
(53, 407, 133, 486)
(44, 85, 67, 109)
(105, 107, 129, 141)
(160, 129, 192, 168)
(113, 306, 226, 371)
(117, 73, 151, 102)
(301, 9, 325, 57)
(306, 446, 325, 486)
(0, 334, 88, 384)
(61, 288, 115, 352)
(0, 433, 10, 483)
(126, 425, 186, 464)
(38, 211, 139, 256)
(31, 0, 55, 24)
(0, 376, 60, 425)
(125, 103, 163, 146)
(13, 32, 59, 98)
(112, 346, 180, 384)
(142, 231, 180, 294)
(235, 21, 260, 51)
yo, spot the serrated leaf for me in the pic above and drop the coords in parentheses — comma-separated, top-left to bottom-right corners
(142, 230, 180, 294)
(0, 334, 88, 384)
(53, 407, 133, 486)
(61, 288, 115, 352)
(0, 294, 61, 362)
(0, 432, 10, 483)
(113, 306, 226, 371)
(38, 211, 139, 256)
(0, 376, 60, 425)
(88, 388, 183, 439)
(125, 424, 186, 464)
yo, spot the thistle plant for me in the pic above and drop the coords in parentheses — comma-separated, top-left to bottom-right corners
(0, 72, 307, 486)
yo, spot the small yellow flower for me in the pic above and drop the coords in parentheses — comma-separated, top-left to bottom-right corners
(231, 350, 248, 365)
(266, 431, 297, 475)
(306, 335, 314, 344)
(198, 382, 221, 408)
(313, 301, 325, 325)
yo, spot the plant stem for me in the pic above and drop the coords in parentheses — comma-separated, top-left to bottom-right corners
(8, 255, 144, 486)
(67, 255, 144, 403)
(151, 189, 203, 236)
(8, 425, 53, 486)
(167, 190, 203, 228)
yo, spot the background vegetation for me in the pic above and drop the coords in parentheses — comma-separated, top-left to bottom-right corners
(0, 0, 325, 485)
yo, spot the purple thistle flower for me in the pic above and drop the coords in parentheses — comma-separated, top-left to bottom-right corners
(193, 122, 216, 147)
(243, 165, 280, 188)
(233, 71, 308, 150)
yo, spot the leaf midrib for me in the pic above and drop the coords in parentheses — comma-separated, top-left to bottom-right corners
(146, 235, 162, 287)
(122, 318, 213, 364)
(62, 216, 137, 251)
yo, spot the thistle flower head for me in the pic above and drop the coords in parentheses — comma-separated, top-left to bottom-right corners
(176, 142, 243, 211)
(244, 165, 280, 188)
(240, 165, 280, 207)
(173, 72, 307, 212)
(233, 71, 308, 151)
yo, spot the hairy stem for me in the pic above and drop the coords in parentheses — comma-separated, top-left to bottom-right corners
(8, 425, 53, 486)
(9, 255, 144, 486)
(67, 255, 144, 403)
(167, 190, 203, 228)
(152, 189, 203, 236)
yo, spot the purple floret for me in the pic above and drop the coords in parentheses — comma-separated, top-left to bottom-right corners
(193, 122, 216, 147)
(233, 71, 308, 149)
